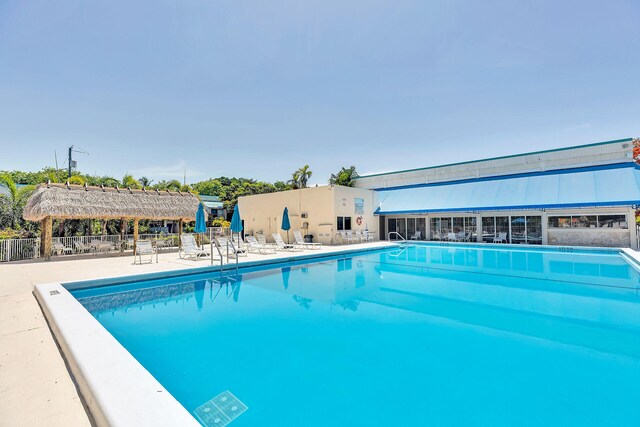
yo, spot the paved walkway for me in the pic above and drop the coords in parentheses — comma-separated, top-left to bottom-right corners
(0, 242, 391, 426)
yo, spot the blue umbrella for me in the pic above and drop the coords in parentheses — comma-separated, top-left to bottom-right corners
(195, 203, 207, 233)
(281, 207, 291, 243)
(230, 206, 243, 272)
(230, 205, 243, 233)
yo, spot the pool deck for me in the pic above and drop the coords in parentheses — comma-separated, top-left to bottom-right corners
(0, 241, 393, 426)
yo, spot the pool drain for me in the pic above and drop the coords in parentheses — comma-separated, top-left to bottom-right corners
(194, 390, 248, 427)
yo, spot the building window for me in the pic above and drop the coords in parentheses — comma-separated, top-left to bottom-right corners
(337, 216, 352, 231)
(548, 214, 627, 229)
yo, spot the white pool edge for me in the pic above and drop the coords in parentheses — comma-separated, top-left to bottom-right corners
(34, 282, 201, 427)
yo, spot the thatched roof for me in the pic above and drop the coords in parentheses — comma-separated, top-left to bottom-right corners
(23, 183, 199, 221)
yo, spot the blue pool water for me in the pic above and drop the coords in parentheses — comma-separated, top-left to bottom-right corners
(72, 244, 640, 426)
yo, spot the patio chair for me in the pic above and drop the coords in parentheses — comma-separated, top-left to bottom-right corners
(353, 230, 367, 243)
(346, 230, 361, 243)
(245, 235, 277, 254)
(73, 241, 91, 254)
(179, 234, 209, 260)
(447, 232, 457, 241)
(256, 234, 277, 248)
(410, 231, 422, 240)
(362, 230, 374, 242)
(432, 230, 442, 241)
(134, 240, 156, 264)
(456, 231, 466, 242)
(272, 233, 304, 251)
(53, 241, 73, 256)
(493, 232, 508, 243)
(216, 236, 247, 259)
(293, 230, 322, 250)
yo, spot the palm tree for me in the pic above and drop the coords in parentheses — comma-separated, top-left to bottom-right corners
(122, 174, 141, 189)
(329, 165, 358, 187)
(289, 165, 312, 189)
(0, 174, 34, 229)
(139, 176, 153, 187)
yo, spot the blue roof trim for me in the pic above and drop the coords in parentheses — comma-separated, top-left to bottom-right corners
(377, 200, 640, 215)
(374, 162, 637, 192)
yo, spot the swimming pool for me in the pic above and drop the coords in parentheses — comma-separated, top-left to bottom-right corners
(70, 243, 640, 426)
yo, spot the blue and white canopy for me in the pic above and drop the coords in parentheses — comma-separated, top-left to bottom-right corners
(375, 163, 640, 215)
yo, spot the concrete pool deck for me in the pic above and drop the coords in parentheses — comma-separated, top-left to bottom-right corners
(0, 241, 394, 426)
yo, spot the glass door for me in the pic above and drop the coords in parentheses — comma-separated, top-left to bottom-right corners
(387, 218, 397, 240)
(416, 218, 426, 240)
(397, 218, 407, 239)
(407, 218, 416, 239)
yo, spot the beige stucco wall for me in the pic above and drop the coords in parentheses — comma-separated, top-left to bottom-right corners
(238, 185, 378, 244)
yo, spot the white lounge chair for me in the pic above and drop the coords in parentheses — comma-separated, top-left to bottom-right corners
(410, 231, 422, 240)
(135, 240, 156, 264)
(245, 235, 277, 254)
(256, 234, 277, 248)
(53, 241, 73, 256)
(179, 234, 209, 260)
(73, 241, 90, 253)
(272, 233, 304, 251)
(293, 230, 322, 250)
(493, 232, 508, 243)
(447, 232, 457, 241)
(216, 236, 247, 258)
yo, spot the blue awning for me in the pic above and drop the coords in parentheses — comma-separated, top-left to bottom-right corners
(375, 163, 640, 214)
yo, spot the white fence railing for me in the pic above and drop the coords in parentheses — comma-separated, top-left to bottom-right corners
(0, 238, 40, 262)
(0, 232, 190, 262)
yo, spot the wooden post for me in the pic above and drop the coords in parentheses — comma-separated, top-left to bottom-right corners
(178, 219, 183, 248)
(40, 216, 53, 260)
(133, 219, 139, 255)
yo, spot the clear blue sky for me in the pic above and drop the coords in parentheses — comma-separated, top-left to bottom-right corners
(1, 0, 638, 185)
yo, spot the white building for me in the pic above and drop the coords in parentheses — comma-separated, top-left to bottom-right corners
(355, 137, 639, 248)
(239, 137, 640, 248)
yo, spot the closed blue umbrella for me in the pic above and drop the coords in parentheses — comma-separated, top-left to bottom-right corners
(281, 207, 291, 243)
(195, 203, 207, 233)
(230, 206, 243, 272)
(230, 205, 242, 233)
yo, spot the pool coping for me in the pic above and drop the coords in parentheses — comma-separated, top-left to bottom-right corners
(34, 243, 396, 427)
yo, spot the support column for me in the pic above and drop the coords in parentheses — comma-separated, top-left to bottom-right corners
(133, 219, 139, 255)
(541, 211, 549, 245)
(40, 216, 53, 260)
(178, 219, 183, 248)
(476, 214, 483, 242)
(628, 208, 638, 249)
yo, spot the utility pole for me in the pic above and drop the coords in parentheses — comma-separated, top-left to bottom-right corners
(68, 146, 73, 178)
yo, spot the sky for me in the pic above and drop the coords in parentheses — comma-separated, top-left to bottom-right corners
(0, 0, 639, 185)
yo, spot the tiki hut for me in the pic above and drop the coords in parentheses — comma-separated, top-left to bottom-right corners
(23, 182, 200, 259)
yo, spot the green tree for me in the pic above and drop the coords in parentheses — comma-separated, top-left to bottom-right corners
(122, 174, 141, 189)
(138, 176, 153, 187)
(329, 165, 358, 187)
(0, 174, 35, 230)
(289, 165, 312, 189)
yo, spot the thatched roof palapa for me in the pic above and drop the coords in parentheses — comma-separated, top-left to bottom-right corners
(23, 183, 200, 221)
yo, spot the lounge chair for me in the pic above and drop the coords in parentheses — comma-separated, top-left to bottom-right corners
(53, 241, 73, 256)
(179, 234, 209, 260)
(346, 230, 361, 243)
(293, 230, 322, 250)
(216, 236, 247, 258)
(493, 232, 508, 243)
(73, 241, 91, 254)
(456, 231, 466, 242)
(447, 232, 457, 241)
(256, 234, 277, 248)
(354, 230, 368, 243)
(410, 231, 422, 240)
(135, 240, 156, 264)
(272, 233, 304, 251)
(245, 235, 277, 254)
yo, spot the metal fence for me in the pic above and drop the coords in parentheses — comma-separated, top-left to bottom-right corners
(0, 238, 41, 262)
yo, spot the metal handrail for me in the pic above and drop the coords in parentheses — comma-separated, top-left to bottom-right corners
(387, 232, 406, 241)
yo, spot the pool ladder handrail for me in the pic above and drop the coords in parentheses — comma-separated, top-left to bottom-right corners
(388, 231, 406, 241)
